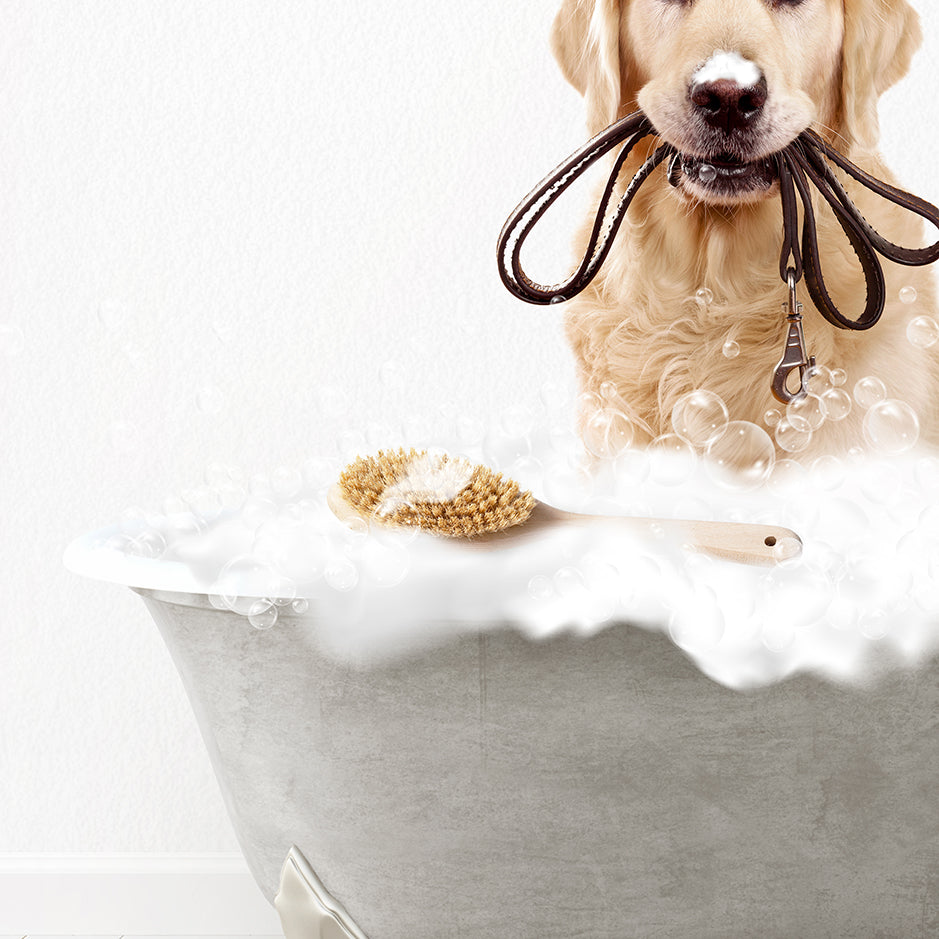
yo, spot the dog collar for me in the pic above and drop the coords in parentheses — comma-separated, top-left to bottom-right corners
(497, 110, 939, 402)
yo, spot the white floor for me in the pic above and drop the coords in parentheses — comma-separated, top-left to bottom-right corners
(5, 935, 282, 938)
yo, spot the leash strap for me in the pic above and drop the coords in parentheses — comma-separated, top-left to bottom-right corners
(496, 112, 669, 304)
(498, 110, 939, 330)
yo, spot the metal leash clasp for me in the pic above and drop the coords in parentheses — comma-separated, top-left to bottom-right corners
(771, 268, 815, 403)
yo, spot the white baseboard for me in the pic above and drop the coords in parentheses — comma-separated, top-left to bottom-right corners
(0, 854, 282, 935)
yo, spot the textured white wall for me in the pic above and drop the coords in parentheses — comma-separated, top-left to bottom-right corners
(1, 0, 937, 854)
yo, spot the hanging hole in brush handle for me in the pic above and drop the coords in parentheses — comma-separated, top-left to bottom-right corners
(497, 111, 671, 305)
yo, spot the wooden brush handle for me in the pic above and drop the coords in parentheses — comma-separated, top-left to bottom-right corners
(541, 505, 800, 566)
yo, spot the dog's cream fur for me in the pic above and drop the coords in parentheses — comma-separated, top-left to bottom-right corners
(552, 0, 939, 457)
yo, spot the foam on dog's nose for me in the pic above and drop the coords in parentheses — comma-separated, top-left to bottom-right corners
(693, 50, 762, 89)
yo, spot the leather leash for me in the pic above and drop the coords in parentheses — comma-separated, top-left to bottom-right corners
(497, 110, 939, 402)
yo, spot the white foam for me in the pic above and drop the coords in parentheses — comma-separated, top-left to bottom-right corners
(693, 51, 762, 89)
(65, 420, 939, 693)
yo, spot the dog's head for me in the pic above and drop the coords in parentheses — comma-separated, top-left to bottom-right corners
(552, 0, 921, 205)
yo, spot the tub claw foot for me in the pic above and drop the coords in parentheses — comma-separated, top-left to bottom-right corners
(275, 845, 369, 939)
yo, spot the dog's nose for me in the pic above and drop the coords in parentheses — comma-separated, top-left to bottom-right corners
(691, 76, 767, 134)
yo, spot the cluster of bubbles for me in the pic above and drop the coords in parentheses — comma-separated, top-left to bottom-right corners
(581, 384, 777, 492)
(759, 365, 919, 456)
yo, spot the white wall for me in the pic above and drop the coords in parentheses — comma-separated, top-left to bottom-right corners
(2, 0, 938, 860)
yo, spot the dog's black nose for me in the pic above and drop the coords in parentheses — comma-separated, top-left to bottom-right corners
(691, 77, 767, 134)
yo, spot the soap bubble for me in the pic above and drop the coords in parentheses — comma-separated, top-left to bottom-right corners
(820, 387, 852, 421)
(248, 599, 278, 631)
(0, 324, 25, 356)
(906, 315, 939, 349)
(553, 566, 588, 599)
(214, 556, 284, 615)
(863, 399, 920, 453)
(185, 486, 223, 520)
(859, 611, 889, 640)
(772, 537, 804, 564)
(704, 421, 775, 490)
(763, 408, 781, 428)
(698, 164, 717, 184)
(696, 287, 714, 304)
(774, 418, 812, 453)
(670, 389, 729, 448)
(786, 393, 827, 433)
(599, 380, 620, 402)
(127, 530, 167, 559)
(721, 339, 740, 359)
(829, 368, 847, 387)
(195, 384, 226, 414)
(899, 285, 918, 304)
(648, 434, 697, 485)
(164, 510, 204, 540)
(803, 365, 833, 395)
(324, 557, 358, 591)
(290, 598, 310, 615)
(583, 407, 635, 459)
(853, 375, 887, 409)
(527, 574, 554, 601)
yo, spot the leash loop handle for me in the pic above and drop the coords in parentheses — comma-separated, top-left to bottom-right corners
(497, 112, 669, 305)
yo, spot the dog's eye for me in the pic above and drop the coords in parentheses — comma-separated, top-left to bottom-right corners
(770, 0, 808, 7)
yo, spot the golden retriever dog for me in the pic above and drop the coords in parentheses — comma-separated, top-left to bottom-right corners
(551, 0, 938, 459)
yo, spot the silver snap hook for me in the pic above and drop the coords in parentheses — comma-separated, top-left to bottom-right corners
(771, 269, 815, 403)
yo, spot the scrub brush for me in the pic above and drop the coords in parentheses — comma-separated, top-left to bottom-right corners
(331, 447, 801, 566)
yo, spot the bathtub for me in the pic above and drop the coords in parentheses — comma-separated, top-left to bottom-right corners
(65, 436, 939, 937)
(123, 584, 936, 938)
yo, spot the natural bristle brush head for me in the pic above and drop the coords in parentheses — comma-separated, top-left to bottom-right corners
(336, 448, 536, 537)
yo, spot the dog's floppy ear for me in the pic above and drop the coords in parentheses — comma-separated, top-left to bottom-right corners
(839, 0, 921, 151)
(551, 0, 632, 135)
